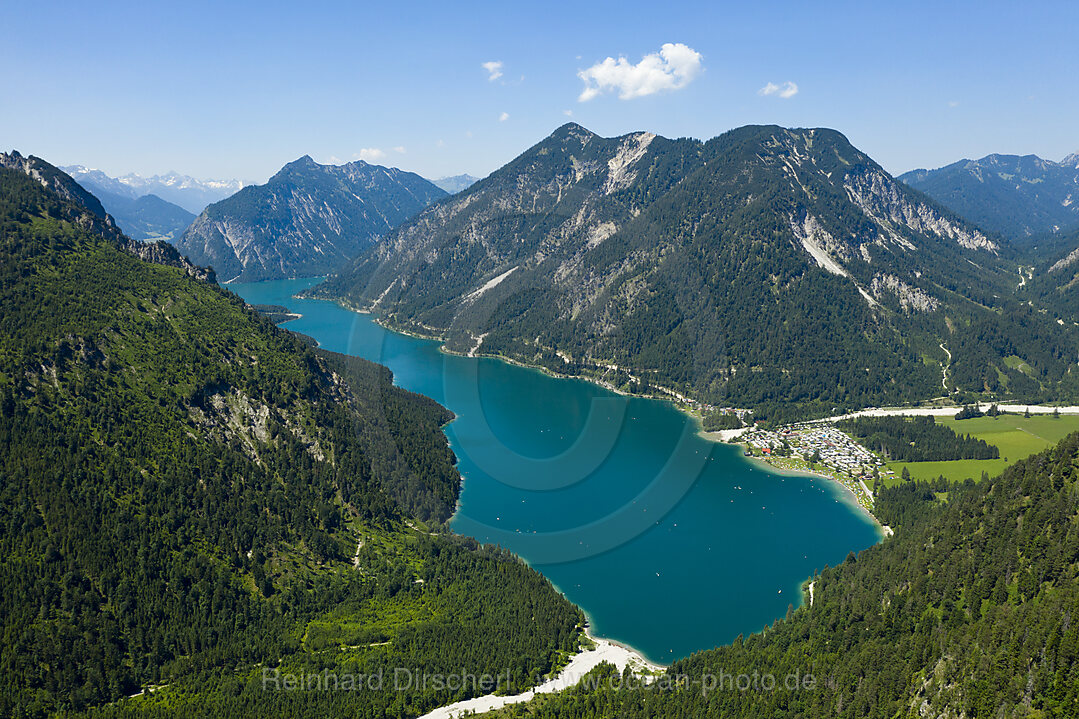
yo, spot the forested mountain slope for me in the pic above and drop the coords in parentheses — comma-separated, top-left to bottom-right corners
(175, 156, 447, 282)
(312, 124, 1079, 419)
(1018, 225, 1079, 319)
(489, 433, 1079, 718)
(1, 151, 214, 282)
(0, 160, 581, 717)
(84, 186, 194, 241)
(900, 153, 1079, 241)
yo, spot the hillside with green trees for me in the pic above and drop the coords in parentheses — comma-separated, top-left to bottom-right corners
(85, 187, 195, 242)
(483, 432, 1079, 718)
(837, 415, 999, 461)
(311, 124, 1079, 421)
(1017, 225, 1079, 320)
(0, 160, 582, 717)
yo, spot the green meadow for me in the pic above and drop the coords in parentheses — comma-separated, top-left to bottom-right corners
(884, 413, 1079, 485)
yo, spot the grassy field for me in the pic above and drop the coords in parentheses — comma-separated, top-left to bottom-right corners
(884, 414, 1079, 485)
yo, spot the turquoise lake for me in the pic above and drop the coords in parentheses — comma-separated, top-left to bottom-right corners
(232, 278, 882, 665)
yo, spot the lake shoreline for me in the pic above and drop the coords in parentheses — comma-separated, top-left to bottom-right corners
(323, 294, 677, 670)
(416, 624, 663, 719)
(735, 449, 886, 533)
(297, 289, 1079, 420)
(367, 316, 892, 530)
(373, 317, 1070, 535)
(322, 296, 891, 529)
(266, 287, 881, 659)
(324, 295, 697, 406)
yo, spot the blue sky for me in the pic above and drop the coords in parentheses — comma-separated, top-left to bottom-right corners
(2, 0, 1076, 184)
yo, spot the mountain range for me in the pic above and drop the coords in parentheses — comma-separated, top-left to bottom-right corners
(310, 123, 1079, 419)
(899, 152, 1079, 241)
(7, 129, 1079, 719)
(80, 184, 194, 242)
(62, 165, 244, 214)
(174, 156, 447, 282)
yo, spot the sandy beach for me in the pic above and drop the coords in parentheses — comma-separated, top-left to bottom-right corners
(701, 426, 752, 443)
(417, 630, 663, 719)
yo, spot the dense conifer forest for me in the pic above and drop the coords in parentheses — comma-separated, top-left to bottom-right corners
(0, 165, 582, 717)
(837, 416, 999, 461)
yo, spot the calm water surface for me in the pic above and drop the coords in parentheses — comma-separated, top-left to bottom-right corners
(232, 278, 881, 664)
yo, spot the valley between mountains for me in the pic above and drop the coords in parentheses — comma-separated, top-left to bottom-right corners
(309, 123, 1079, 423)
(4, 117, 1079, 719)
(9, 5, 1079, 717)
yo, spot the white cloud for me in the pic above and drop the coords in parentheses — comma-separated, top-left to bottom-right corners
(437, 139, 445, 148)
(393, 146, 406, 153)
(758, 81, 798, 99)
(356, 148, 386, 162)
(482, 61, 503, 82)
(948, 100, 960, 108)
(577, 43, 702, 102)
(499, 111, 510, 122)
(563, 109, 573, 116)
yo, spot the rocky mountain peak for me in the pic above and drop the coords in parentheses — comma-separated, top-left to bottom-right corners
(4, 150, 112, 222)
(175, 154, 447, 282)
(273, 154, 321, 179)
(3, 151, 215, 282)
(547, 122, 600, 149)
(309, 124, 1045, 412)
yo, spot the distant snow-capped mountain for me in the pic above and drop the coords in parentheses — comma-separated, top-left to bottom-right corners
(62, 165, 244, 214)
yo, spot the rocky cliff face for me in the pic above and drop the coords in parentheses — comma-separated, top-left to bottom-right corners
(1049, 246, 1079, 274)
(118, 237, 216, 283)
(843, 167, 997, 253)
(175, 156, 447, 282)
(1025, 225, 1079, 318)
(3, 151, 114, 224)
(311, 125, 1078, 412)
